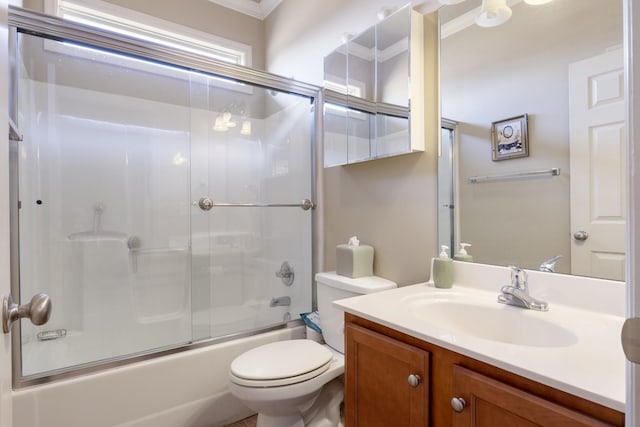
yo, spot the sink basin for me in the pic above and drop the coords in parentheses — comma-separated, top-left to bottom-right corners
(408, 297, 578, 347)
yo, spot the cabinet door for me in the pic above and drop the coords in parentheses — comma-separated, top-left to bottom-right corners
(452, 365, 611, 426)
(345, 323, 429, 427)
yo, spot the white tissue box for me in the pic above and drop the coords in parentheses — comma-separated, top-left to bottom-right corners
(336, 244, 374, 278)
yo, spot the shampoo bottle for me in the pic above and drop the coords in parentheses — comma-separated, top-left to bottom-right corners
(433, 245, 453, 289)
(453, 243, 473, 262)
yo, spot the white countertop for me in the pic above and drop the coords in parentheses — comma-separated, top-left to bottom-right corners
(334, 277, 626, 412)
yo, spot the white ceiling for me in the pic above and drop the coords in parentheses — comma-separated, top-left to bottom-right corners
(206, 0, 283, 20)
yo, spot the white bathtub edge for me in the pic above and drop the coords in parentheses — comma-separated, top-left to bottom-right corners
(13, 325, 305, 427)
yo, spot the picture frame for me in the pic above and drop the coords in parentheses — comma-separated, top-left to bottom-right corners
(491, 114, 529, 161)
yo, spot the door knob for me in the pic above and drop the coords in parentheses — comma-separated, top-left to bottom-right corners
(573, 230, 589, 241)
(2, 293, 52, 334)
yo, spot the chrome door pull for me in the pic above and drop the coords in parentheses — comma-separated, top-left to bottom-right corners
(2, 293, 52, 334)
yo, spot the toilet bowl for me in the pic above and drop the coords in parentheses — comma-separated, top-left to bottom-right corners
(227, 272, 397, 427)
(228, 340, 344, 427)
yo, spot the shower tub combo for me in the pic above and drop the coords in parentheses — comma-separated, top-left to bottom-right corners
(8, 8, 321, 426)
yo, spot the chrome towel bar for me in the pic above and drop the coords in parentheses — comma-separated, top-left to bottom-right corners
(468, 168, 560, 183)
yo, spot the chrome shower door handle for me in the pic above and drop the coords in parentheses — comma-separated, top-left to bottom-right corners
(2, 293, 52, 334)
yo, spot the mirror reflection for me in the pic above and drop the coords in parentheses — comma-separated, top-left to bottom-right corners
(323, 4, 417, 167)
(438, 0, 625, 281)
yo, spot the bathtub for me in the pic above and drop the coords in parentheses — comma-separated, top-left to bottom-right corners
(12, 325, 305, 427)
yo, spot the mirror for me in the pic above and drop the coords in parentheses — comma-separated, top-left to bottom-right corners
(323, 27, 377, 166)
(348, 26, 376, 104)
(347, 26, 376, 163)
(376, 6, 410, 108)
(323, 4, 423, 167)
(376, 6, 411, 157)
(439, 0, 625, 281)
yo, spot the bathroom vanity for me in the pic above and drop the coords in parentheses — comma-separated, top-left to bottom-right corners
(334, 263, 626, 426)
(344, 314, 622, 426)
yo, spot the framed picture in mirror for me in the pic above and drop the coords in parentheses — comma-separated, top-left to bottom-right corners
(491, 114, 529, 161)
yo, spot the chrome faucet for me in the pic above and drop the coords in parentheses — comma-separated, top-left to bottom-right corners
(498, 266, 548, 311)
(269, 296, 291, 307)
(539, 255, 562, 273)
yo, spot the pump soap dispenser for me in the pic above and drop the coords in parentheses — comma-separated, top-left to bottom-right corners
(454, 243, 473, 262)
(433, 245, 453, 289)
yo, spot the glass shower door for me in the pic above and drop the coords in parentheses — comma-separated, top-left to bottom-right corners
(13, 22, 315, 382)
(189, 74, 314, 341)
(16, 33, 194, 377)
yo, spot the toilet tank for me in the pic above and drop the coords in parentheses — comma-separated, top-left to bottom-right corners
(315, 272, 397, 353)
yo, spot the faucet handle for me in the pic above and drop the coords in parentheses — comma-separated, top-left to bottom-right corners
(509, 266, 528, 290)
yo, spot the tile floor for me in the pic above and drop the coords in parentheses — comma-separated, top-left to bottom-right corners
(224, 415, 257, 427)
(222, 401, 344, 426)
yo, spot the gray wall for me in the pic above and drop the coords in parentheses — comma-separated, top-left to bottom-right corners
(266, 4, 441, 286)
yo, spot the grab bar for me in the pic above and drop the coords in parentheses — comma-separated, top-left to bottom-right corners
(198, 197, 315, 211)
(126, 235, 188, 273)
(468, 168, 560, 183)
(128, 247, 188, 255)
(126, 236, 188, 255)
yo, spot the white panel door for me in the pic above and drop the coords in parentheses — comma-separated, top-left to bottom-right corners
(569, 48, 625, 281)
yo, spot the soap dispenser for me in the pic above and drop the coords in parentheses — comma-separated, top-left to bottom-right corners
(433, 245, 453, 289)
(453, 243, 473, 262)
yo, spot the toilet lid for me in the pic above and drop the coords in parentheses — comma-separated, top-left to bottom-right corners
(230, 340, 333, 382)
(229, 361, 332, 387)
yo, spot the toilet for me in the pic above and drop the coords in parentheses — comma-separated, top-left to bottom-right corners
(228, 272, 397, 427)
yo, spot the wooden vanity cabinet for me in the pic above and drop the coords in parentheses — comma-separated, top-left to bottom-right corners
(344, 313, 624, 427)
(452, 365, 612, 426)
(345, 323, 429, 427)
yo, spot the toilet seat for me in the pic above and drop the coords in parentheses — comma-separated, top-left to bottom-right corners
(229, 340, 334, 388)
(230, 361, 332, 387)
